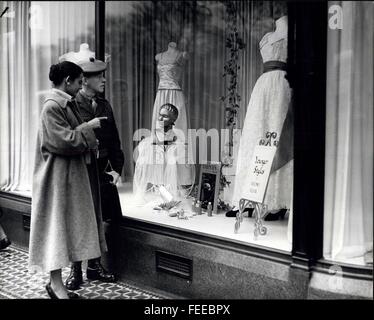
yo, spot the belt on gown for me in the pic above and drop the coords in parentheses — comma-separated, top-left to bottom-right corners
(263, 61, 287, 73)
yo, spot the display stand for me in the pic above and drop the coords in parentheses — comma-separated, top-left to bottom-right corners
(234, 132, 278, 240)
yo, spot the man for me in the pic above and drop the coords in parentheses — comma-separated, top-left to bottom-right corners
(65, 56, 124, 291)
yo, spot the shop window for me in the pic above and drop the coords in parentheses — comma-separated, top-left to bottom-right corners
(106, 1, 294, 251)
(0, 1, 95, 194)
(324, 1, 373, 266)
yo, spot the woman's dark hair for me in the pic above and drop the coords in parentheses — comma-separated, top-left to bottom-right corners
(160, 103, 179, 121)
(49, 61, 83, 86)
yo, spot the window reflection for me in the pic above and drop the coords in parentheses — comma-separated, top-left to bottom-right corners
(106, 1, 293, 251)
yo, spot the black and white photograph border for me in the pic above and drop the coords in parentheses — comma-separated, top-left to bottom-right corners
(0, 0, 372, 309)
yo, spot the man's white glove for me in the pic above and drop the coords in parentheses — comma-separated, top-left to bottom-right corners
(106, 170, 120, 185)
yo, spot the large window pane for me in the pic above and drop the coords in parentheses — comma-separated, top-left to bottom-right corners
(0, 1, 95, 194)
(324, 1, 373, 266)
(106, 1, 293, 251)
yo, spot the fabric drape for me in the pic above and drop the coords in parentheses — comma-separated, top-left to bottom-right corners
(105, 1, 272, 180)
(0, 1, 95, 193)
(323, 1, 373, 265)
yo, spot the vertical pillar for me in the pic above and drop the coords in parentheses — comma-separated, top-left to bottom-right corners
(95, 0, 105, 62)
(289, 1, 328, 270)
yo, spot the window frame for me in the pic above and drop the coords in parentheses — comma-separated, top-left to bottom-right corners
(0, 1, 372, 278)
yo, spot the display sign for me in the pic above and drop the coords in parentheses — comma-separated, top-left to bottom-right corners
(245, 145, 277, 203)
(197, 162, 221, 214)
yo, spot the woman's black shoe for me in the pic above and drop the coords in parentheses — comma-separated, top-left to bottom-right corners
(46, 282, 80, 299)
(225, 208, 254, 217)
(264, 209, 288, 221)
(0, 237, 11, 250)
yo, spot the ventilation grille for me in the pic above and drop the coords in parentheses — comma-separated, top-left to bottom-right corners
(156, 250, 193, 280)
(22, 214, 30, 231)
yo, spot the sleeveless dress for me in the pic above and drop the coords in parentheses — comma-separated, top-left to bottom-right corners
(151, 52, 188, 138)
(132, 52, 193, 201)
(232, 32, 294, 217)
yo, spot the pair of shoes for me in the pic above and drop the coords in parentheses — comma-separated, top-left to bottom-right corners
(225, 208, 254, 218)
(264, 209, 288, 221)
(46, 283, 80, 299)
(0, 237, 11, 250)
(65, 263, 83, 291)
(86, 261, 116, 283)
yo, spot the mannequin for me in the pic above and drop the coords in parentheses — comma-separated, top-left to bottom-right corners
(266, 15, 288, 45)
(259, 15, 288, 64)
(155, 42, 189, 63)
(147, 41, 193, 192)
(151, 41, 189, 135)
(230, 14, 293, 226)
(134, 103, 192, 200)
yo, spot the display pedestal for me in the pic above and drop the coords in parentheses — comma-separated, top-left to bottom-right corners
(234, 198, 267, 240)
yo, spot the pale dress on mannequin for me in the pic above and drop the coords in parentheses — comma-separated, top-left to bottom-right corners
(150, 42, 193, 187)
(232, 16, 293, 243)
(152, 42, 189, 139)
(133, 126, 190, 199)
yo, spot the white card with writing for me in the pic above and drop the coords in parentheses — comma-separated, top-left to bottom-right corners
(245, 145, 277, 203)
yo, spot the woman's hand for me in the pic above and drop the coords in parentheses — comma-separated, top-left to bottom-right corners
(86, 117, 108, 129)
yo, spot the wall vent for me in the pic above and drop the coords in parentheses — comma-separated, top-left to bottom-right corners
(22, 214, 30, 231)
(155, 250, 193, 281)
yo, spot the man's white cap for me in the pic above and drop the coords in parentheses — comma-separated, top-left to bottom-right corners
(59, 43, 110, 73)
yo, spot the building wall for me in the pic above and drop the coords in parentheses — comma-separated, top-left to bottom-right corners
(0, 206, 372, 300)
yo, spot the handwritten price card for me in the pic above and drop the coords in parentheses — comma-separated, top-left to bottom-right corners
(246, 145, 277, 203)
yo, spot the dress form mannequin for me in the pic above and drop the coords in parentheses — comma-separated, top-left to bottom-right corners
(231, 13, 293, 229)
(155, 42, 188, 62)
(148, 41, 193, 192)
(259, 15, 288, 64)
(268, 16, 288, 44)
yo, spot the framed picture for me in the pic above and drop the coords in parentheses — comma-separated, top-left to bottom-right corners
(197, 162, 221, 214)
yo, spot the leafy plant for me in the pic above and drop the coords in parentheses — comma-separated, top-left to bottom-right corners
(218, 1, 245, 203)
(220, 1, 245, 134)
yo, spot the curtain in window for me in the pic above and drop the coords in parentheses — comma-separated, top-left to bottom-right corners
(105, 1, 274, 179)
(0, 1, 95, 193)
(324, 1, 373, 266)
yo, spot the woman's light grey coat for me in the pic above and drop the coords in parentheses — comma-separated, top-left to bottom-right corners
(28, 90, 107, 273)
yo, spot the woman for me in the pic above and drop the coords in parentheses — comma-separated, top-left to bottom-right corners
(28, 61, 107, 299)
(134, 103, 193, 200)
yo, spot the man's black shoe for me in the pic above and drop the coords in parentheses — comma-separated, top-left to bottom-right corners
(65, 263, 83, 291)
(0, 237, 11, 250)
(86, 261, 116, 283)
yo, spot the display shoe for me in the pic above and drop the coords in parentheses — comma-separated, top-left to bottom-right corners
(225, 208, 254, 218)
(65, 263, 83, 291)
(0, 237, 11, 250)
(86, 260, 116, 283)
(264, 209, 288, 221)
(46, 282, 80, 299)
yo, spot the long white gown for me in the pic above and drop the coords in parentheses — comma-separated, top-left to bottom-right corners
(232, 32, 294, 215)
(151, 51, 188, 139)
